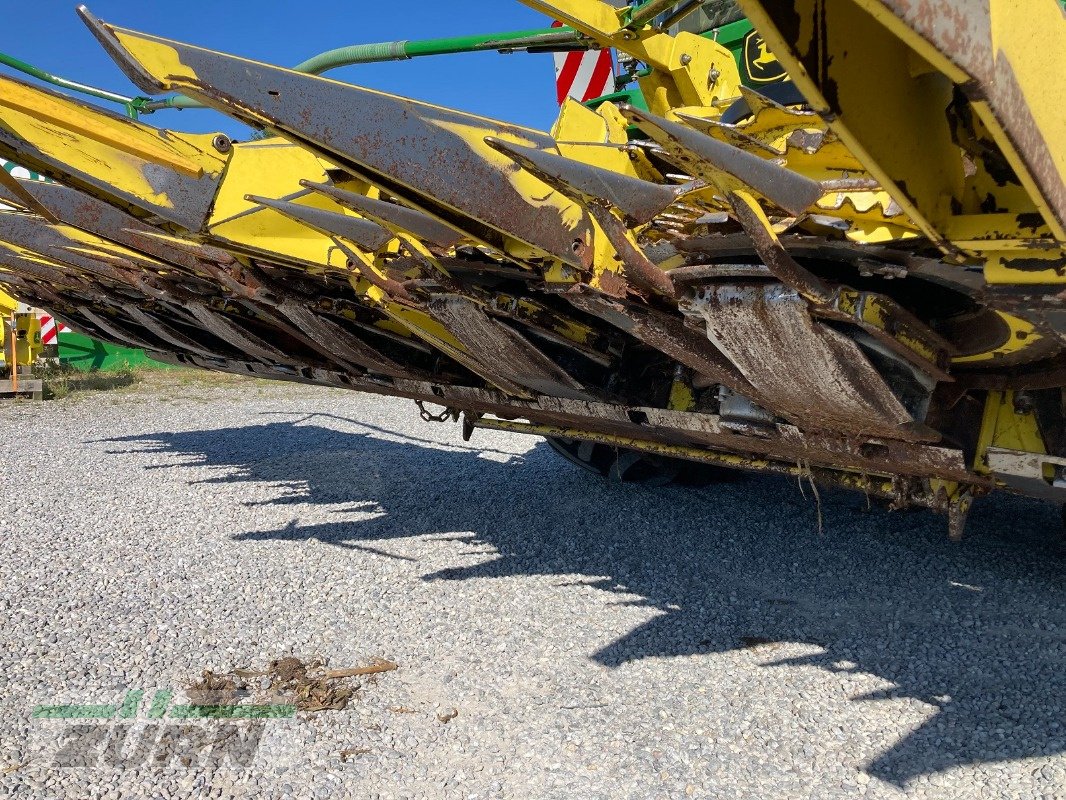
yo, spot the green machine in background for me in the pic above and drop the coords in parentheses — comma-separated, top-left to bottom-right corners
(54, 332, 170, 371)
(590, 1, 786, 111)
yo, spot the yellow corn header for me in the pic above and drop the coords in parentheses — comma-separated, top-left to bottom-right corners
(1, 1, 1065, 536)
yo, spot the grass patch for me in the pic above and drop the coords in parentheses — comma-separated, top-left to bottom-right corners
(34, 362, 308, 401)
(37, 362, 143, 400)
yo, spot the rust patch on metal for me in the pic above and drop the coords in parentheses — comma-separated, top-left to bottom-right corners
(564, 285, 753, 396)
(684, 283, 922, 440)
(587, 204, 676, 298)
(484, 137, 681, 228)
(728, 191, 833, 303)
(120, 303, 226, 358)
(77, 306, 160, 350)
(427, 294, 594, 401)
(276, 298, 416, 379)
(183, 303, 297, 364)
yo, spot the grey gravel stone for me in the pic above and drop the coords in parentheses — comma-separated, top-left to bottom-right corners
(0, 372, 1062, 799)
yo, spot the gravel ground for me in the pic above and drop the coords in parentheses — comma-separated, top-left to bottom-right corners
(0, 371, 1063, 800)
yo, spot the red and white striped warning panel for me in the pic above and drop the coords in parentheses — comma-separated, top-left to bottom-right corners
(39, 314, 68, 345)
(551, 22, 615, 105)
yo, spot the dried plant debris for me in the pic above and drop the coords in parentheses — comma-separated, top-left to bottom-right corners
(186, 656, 397, 713)
(270, 656, 310, 684)
(186, 670, 244, 706)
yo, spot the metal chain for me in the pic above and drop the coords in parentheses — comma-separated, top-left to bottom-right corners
(415, 400, 458, 423)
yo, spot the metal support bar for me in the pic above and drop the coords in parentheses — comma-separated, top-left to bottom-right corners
(468, 414, 952, 511)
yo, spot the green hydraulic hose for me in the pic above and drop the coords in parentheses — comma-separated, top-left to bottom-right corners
(293, 40, 410, 73)
(293, 27, 577, 72)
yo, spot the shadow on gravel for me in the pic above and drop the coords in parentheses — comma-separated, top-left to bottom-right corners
(104, 414, 1066, 785)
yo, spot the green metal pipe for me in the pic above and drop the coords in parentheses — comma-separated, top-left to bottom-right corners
(627, 0, 681, 28)
(392, 27, 581, 61)
(0, 51, 137, 109)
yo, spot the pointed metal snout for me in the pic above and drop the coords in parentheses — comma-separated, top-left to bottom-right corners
(483, 137, 681, 227)
(300, 182, 464, 249)
(245, 195, 394, 253)
(618, 105, 823, 217)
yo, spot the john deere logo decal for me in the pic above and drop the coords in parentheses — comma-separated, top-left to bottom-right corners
(744, 31, 786, 84)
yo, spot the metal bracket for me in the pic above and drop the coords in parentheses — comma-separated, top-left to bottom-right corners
(986, 447, 1066, 503)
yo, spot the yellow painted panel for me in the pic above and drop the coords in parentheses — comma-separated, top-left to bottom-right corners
(208, 140, 352, 270)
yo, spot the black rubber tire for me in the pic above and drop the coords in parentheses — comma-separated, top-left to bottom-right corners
(546, 437, 725, 487)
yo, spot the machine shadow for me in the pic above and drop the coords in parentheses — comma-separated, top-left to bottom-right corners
(103, 415, 1066, 785)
